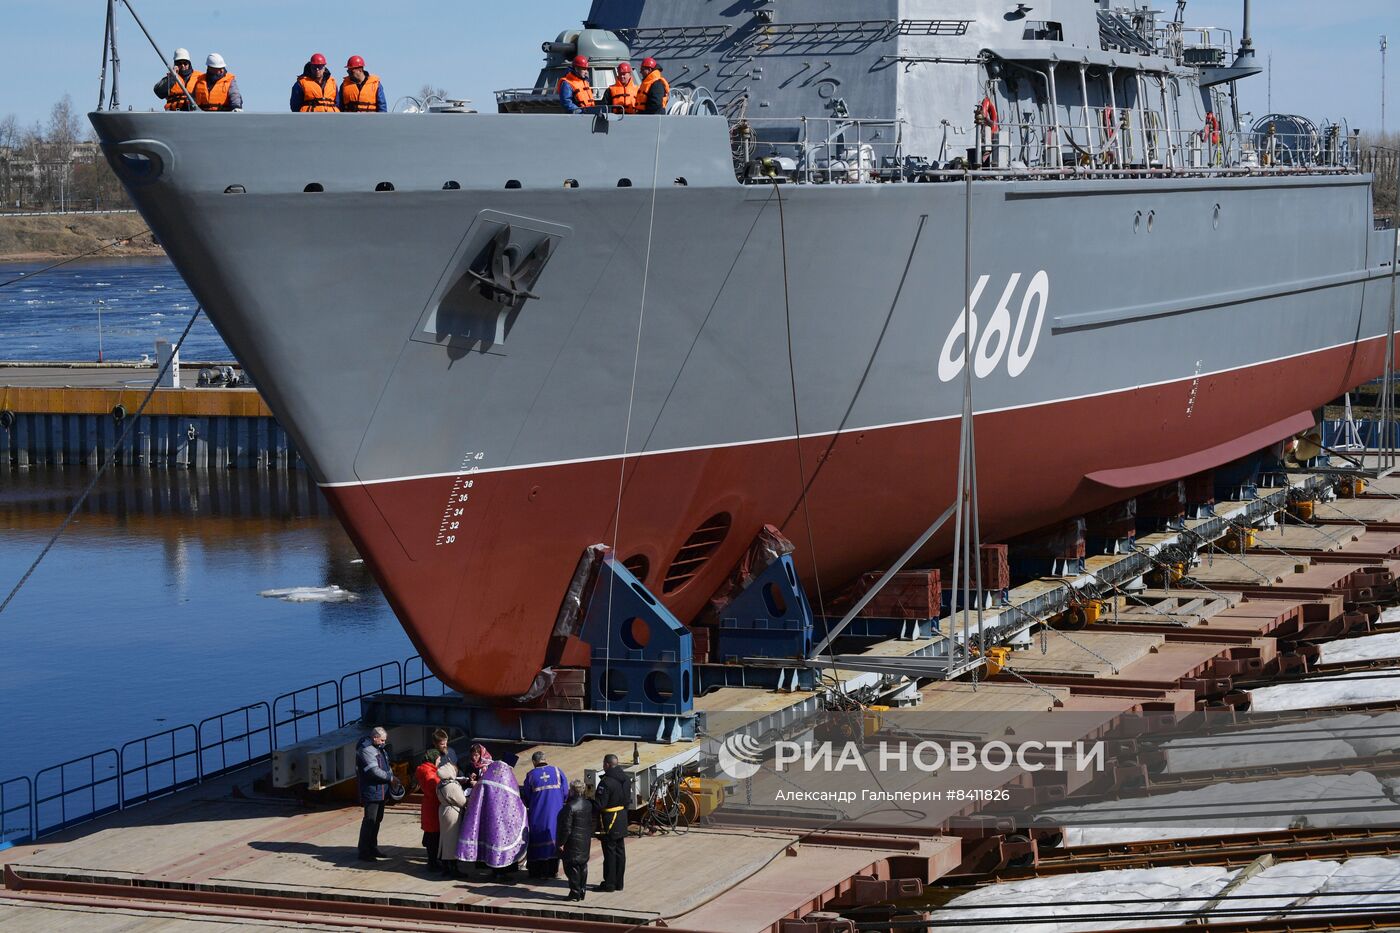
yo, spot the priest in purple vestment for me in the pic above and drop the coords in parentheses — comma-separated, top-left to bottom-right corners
(521, 750, 568, 878)
(456, 746, 528, 879)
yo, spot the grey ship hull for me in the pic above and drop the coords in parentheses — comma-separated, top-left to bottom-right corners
(91, 111, 1399, 698)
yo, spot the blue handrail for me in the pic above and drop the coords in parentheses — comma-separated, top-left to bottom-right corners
(34, 749, 120, 837)
(339, 661, 403, 726)
(0, 776, 33, 846)
(5, 655, 442, 843)
(119, 725, 200, 807)
(272, 680, 341, 748)
(198, 702, 272, 780)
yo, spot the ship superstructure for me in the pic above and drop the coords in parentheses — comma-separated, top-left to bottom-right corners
(92, 0, 1396, 700)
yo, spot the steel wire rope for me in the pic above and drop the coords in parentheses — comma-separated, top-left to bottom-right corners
(1129, 540, 1242, 607)
(995, 788, 1400, 823)
(773, 212, 929, 611)
(0, 231, 154, 290)
(0, 304, 203, 618)
(666, 727, 932, 924)
(1009, 794, 1400, 821)
(603, 117, 665, 717)
(863, 903, 1400, 930)
(772, 184, 830, 627)
(1002, 579, 1123, 673)
(1217, 515, 1323, 567)
(922, 889, 1400, 910)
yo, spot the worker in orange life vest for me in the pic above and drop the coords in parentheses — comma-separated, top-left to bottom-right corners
(636, 57, 670, 115)
(193, 54, 242, 112)
(338, 56, 387, 112)
(154, 48, 201, 112)
(557, 56, 596, 114)
(291, 53, 339, 112)
(603, 62, 640, 114)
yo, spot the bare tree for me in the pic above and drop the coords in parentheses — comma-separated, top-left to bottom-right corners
(0, 114, 17, 206)
(418, 84, 451, 104)
(46, 95, 86, 160)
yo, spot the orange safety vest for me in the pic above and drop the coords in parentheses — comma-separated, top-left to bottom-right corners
(607, 78, 640, 114)
(165, 70, 203, 111)
(340, 74, 382, 112)
(298, 73, 339, 112)
(1204, 111, 1221, 145)
(557, 71, 595, 110)
(637, 71, 670, 113)
(195, 72, 236, 111)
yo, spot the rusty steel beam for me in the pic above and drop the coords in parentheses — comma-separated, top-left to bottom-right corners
(955, 827, 1400, 880)
(1, 864, 707, 933)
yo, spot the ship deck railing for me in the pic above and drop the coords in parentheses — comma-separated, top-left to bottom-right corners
(732, 108, 1362, 186)
(732, 115, 907, 185)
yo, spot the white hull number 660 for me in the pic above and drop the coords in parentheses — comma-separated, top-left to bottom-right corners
(938, 271, 1049, 383)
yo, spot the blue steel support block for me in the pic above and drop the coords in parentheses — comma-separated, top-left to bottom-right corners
(715, 555, 814, 663)
(364, 694, 692, 745)
(816, 616, 939, 642)
(580, 558, 694, 716)
(695, 663, 816, 693)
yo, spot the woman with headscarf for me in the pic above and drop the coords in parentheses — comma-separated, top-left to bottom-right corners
(436, 761, 467, 876)
(465, 742, 490, 785)
(456, 743, 528, 882)
(415, 749, 444, 872)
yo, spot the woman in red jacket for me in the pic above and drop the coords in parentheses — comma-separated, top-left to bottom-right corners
(415, 750, 444, 872)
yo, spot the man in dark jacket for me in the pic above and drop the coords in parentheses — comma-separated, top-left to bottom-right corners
(556, 779, 593, 901)
(593, 754, 632, 892)
(356, 726, 393, 861)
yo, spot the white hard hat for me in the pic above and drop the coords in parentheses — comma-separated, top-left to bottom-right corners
(206, 53, 226, 69)
(173, 48, 191, 63)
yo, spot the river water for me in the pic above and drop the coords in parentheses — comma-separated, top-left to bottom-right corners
(0, 258, 413, 823)
(0, 256, 231, 361)
(0, 468, 412, 782)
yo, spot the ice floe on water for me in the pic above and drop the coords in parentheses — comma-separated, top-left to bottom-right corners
(258, 585, 359, 603)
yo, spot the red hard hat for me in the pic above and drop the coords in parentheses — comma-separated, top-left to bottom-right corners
(346, 55, 365, 69)
(617, 62, 632, 74)
(642, 57, 658, 69)
(572, 55, 590, 69)
(310, 53, 327, 66)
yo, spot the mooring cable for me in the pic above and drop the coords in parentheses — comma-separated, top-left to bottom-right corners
(603, 116, 664, 713)
(773, 183, 830, 625)
(0, 231, 154, 290)
(0, 304, 203, 618)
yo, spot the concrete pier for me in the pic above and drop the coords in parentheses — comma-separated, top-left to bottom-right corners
(0, 364, 303, 470)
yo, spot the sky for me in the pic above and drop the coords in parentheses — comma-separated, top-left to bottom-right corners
(0, 0, 1395, 133)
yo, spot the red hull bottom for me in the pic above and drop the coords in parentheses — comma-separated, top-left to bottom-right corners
(323, 339, 1386, 698)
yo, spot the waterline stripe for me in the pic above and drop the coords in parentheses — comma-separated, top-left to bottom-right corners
(320, 332, 1385, 489)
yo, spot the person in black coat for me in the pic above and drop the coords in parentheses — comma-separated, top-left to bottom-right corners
(555, 779, 594, 901)
(593, 754, 632, 892)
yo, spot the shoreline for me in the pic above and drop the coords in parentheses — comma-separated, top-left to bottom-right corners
(0, 213, 159, 263)
(0, 246, 166, 262)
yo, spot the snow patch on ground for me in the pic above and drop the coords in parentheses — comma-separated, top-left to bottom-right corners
(258, 585, 359, 603)
(1322, 631, 1400, 665)
(1250, 673, 1400, 711)
(1046, 772, 1400, 847)
(1161, 712, 1400, 772)
(930, 866, 1238, 933)
(931, 856, 1400, 931)
(1217, 857, 1400, 923)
